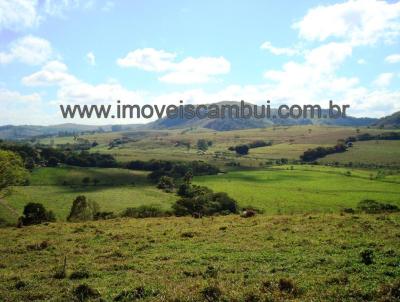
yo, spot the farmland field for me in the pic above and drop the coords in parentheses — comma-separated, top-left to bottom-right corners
(194, 165, 400, 214)
(1, 126, 400, 302)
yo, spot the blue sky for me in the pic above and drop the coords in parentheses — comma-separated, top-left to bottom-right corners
(0, 0, 400, 125)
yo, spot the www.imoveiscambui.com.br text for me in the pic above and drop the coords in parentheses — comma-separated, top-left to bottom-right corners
(59, 100, 350, 120)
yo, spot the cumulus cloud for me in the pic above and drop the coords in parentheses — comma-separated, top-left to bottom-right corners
(0, 0, 40, 31)
(260, 41, 300, 56)
(373, 73, 394, 87)
(385, 54, 400, 64)
(22, 60, 145, 108)
(117, 48, 230, 84)
(0, 87, 54, 125)
(0, 35, 54, 65)
(22, 60, 77, 86)
(293, 0, 400, 46)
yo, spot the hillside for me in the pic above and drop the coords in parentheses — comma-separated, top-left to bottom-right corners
(373, 111, 400, 129)
(148, 102, 377, 131)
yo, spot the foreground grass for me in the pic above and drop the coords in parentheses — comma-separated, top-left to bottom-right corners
(0, 213, 399, 301)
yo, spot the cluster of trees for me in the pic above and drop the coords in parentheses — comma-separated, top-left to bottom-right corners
(126, 160, 219, 181)
(0, 142, 117, 169)
(300, 144, 347, 162)
(64, 152, 117, 168)
(174, 182, 238, 217)
(346, 132, 400, 143)
(228, 140, 272, 155)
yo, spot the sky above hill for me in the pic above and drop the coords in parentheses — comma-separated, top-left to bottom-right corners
(0, 0, 400, 125)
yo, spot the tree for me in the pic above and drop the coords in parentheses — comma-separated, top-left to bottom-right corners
(47, 156, 59, 167)
(235, 144, 249, 156)
(197, 139, 209, 151)
(82, 177, 90, 186)
(0, 150, 29, 194)
(67, 195, 100, 222)
(20, 202, 56, 226)
(157, 176, 174, 192)
(183, 171, 193, 184)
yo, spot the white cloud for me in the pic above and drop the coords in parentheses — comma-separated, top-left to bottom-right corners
(385, 54, 400, 64)
(0, 35, 53, 65)
(373, 72, 394, 87)
(293, 0, 400, 46)
(260, 41, 300, 56)
(117, 48, 176, 72)
(0, 0, 40, 31)
(0, 87, 54, 125)
(102, 1, 114, 12)
(42, 0, 94, 17)
(22, 60, 145, 107)
(86, 52, 96, 66)
(22, 60, 77, 86)
(117, 48, 230, 84)
(357, 59, 366, 65)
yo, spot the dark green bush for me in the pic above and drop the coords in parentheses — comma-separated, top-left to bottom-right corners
(121, 205, 167, 218)
(173, 190, 238, 217)
(73, 284, 101, 302)
(114, 286, 159, 301)
(357, 200, 399, 214)
(20, 203, 56, 226)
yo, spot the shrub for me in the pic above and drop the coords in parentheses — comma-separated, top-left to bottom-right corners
(121, 205, 167, 218)
(357, 200, 399, 214)
(114, 286, 159, 301)
(235, 144, 249, 155)
(94, 211, 114, 220)
(360, 249, 374, 265)
(157, 176, 174, 191)
(70, 270, 90, 280)
(201, 285, 223, 302)
(173, 191, 238, 217)
(73, 284, 101, 302)
(67, 196, 100, 222)
(20, 203, 56, 226)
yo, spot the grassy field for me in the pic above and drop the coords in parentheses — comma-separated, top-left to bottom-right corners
(194, 165, 400, 214)
(0, 213, 399, 301)
(1, 165, 399, 225)
(1, 126, 400, 301)
(37, 126, 400, 167)
(1, 167, 176, 223)
(319, 140, 400, 166)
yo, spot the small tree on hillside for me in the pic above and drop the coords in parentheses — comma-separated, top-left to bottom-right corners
(67, 195, 100, 222)
(157, 176, 174, 192)
(197, 139, 209, 151)
(0, 150, 29, 194)
(183, 171, 193, 184)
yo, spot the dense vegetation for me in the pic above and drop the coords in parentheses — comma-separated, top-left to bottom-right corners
(300, 144, 347, 162)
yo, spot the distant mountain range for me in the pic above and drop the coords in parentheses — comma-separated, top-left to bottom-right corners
(1, 102, 398, 140)
(148, 101, 378, 131)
